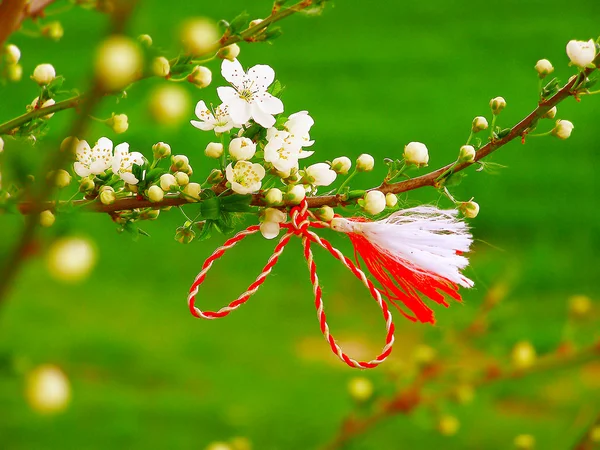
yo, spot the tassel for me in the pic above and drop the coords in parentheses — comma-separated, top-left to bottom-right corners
(330, 206, 474, 324)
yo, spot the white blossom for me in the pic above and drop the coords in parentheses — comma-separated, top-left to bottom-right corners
(553, 119, 574, 139)
(356, 154, 375, 172)
(191, 101, 240, 133)
(566, 39, 597, 68)
(112, 142, 145, 185)
(217, 58, 283, 128)
(404, 142, 429, 166)
(228, 137, 256, 161)
(363, 190, 386, 215)
(331, 156, 351, 174)
(304, 163, 337, 186)
(74, 137, 113, 177)
(284, 111, 314, 148)
(225, 161, 265, 195)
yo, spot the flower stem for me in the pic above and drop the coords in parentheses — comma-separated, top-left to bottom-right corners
(336, 168, 357, 194)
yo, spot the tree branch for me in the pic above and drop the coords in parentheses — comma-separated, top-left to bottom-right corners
(0, 0, 56, 49)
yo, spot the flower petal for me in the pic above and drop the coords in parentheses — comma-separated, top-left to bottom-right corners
(221, 58, 246, 88)
(247, 64, 275, 91)
(194, 100, 215, 122)
(255, 92, 284, 115)
(227, 97, 252, 125)
(74, 162, 90, 177)
(250, 102, 275, 128)
(191, 120, 216, 131)
(121, 172, 139, 185)
(217, 86, 239, 104)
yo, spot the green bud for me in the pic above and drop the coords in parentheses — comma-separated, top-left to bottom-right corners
(175, 226, 195, 244)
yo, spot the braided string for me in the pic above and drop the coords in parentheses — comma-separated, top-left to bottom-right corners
(187, 200, 396, 369)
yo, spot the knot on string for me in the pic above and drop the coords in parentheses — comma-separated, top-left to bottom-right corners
(187, 199, 395, 369)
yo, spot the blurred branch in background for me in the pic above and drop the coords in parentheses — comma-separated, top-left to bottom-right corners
(0, 0, 57, 48)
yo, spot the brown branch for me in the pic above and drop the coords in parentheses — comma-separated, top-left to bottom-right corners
(0, 0, 56, 48)
(573, 412, 600, 450)
(323, 342, 600, 450)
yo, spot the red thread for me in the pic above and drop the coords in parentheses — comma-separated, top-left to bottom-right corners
(187, 200, 395, 369)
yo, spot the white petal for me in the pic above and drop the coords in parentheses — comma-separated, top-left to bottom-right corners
(191, 120, 216, 131)
(194, 100, 215, 123)
(260, 221, 281, 240)
(90, 160, 109, 174)
(96, 137, 113, 152)
(250, 102, 275, 128)
(247, 64, 275, 91)
(213, 123, 234, 133)
(121, 172, 139, 185)
(225, 163, 234, 183)
(217, 86, 239, 104)
(255, 92, 284, 115)
(74, 162, 90, 177)
(251, 163, 266, 180)
(227, 97, 252, 125)
(130, 151, 145, 165)
(230, 181, 251, 195)
(221, 58, 246, 88)
(298, 150, 315, 159)
(114, 142, 129, 155)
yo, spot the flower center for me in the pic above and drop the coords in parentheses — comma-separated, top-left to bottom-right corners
(238, 89, 254, 102)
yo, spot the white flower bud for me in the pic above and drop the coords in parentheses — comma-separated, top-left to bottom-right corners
(363, 190, 386, 215)
(511, 341, 536, 369)
(6, 63, 22, 82)
(25, 365, 70, 414)
(183, 182, 201, 201)
(403, 142, 429, 167)
(356, 153, 375, 172)
(348, 377, 373, 402)
(152, 56, 170, 77)
(459, 200, 479, 218)
(5, 44, 21, 64)
(40, 210, 56, 228)
(181, 19, 219, 56)
(31, 97, 56, 119)
(171, 154, 190, 171)
(553, 119, 574, 139)
(265, 188, 283, 206)
(305, 163, 337, 186)
(148, 185, 164, 202)
(188, 65, 212, 88)
(137, 34, 153, 47)
(315, 206, 335, 222)
(285, 185, 306, 205)
(566, 39, 597, 68)
(174, 171, 189, 186)
(149, 85, 190, 125)
(79, 177, 94, 193)
(99, 186, 116, 205)
(152, 141, 171, 159)
(459, 145, 476, 163)
(331, 156, 352, 175)
(438, 415, 460, 436)
(95, 35, 142, 91)
(109, 113, 128, 134)
(534, 59, 554, 78)
(159, 173, 178, 191)
(260, 221, 281, 240)
(385, 193, 398, 207)
(205, 142, 224, 159)
(490, 96, 507, 115)
(32, 63, 56, 85)
(229, 137, 256, 161)
(542, 106, 557, 119)
(472, 116, 488, 133)
(217, 43, 240, 61)
(263, 207, 286, 223)
(46, 237, 96, 282)
(51, 169, 72, 188)
(207, 169, 224, 184)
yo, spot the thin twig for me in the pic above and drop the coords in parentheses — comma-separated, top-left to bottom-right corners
(0, 0, 56, 48)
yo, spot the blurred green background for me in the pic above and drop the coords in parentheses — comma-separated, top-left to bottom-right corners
(1, 0, 599, 448)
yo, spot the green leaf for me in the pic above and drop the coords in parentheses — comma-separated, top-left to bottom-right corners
(229, 11, 249, 34)
(269, 80, 284, 98)
(200, 196, 221, 220)
(444, 172, 467, 187)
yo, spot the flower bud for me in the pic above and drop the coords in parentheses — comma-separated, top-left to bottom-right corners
(152, 142, 171, 159)
(152, 56, 170, 77)
(149, 85, 190, 125)
(60, 136, 79, 155)
(41, 21, 64, 41)
(249, 19, 263, 28)
(99, 186, 116, 205)
(31, 97, 56, 119)
(137, 34, 153, 47)
(385, 193, 398, 208)
(46, 237, 96, 282)
(459, 201, 479, 218)
(148, 185, 164, 202)
(175, 171, 189, 186)
(142, 209, 160, 220)
(175, 226, 195, 244)
(490, 96, 507, 115)
(459, 145, 476, 163)
(363, 190, 386, 215)
(217, 43, 240, 61)
(568, 295, 592, 319)
(207, 169, 224, 184)
(566, 39, 597, 68)
(403, 142, 429, 167)
(171, 154, 190, 171)
(263, 207, 286, 223)
(285, 185, 306, 205)
(331, 156, 352, 175)
(6, 63, 22, 82)
(437, 415, 460, 436)
(5, 44, 21, 64)
(315, 206, 334, 222)
(32, 64, 56, 85)
(79, 177, 94, 193)
(534, 59, 554, 78)
(25, 365, 70, 414)
(472, 116, 488, 133)
(188, 65, 212, 88)
(205, 142, 224, 159)
(260, 221, 281, 240)
(181, 18, 219, 56)
(50, 169, 72, 188)
(183, 182, 201, 201)
(229, 137, 256, 161)
(40, 210, 56, 228)
(348, 377, 374, 402)
(511, 341, 536, 369)
(108, 113, 128, 134)
(514, 434, 535, 450)
(0, 136, 4, 153)
(552, 119, 574, 139)
(159, 173, 178, 192)
(94, 35, 142, 91)
(356, 153, 375, 172)
(265, 188, 283, 206)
